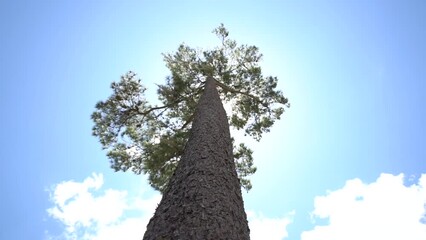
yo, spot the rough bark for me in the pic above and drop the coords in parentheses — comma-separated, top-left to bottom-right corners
(143, 76, 250, 240)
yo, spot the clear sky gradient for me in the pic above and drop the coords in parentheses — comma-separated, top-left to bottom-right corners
(1, 1, 425, 239)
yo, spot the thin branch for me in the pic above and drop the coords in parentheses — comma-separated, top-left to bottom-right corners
(141, 104, 170, 115)
(214, 79, 268, 107)
(155, 107, 168, 119)
(180, 113, 195, 130)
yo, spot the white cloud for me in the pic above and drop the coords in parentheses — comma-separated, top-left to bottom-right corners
(248, 210, 294, 240)
(301, 173, 426, 240)
(49, 172, 426, 240)
(46, 173, 293, 240)
(46, 173, 161, 240)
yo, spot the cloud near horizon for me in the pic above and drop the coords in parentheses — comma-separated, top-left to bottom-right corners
(302, 173, 426, 240)
(47, 172, 425, 240)
(46, 173, 291, 240)
(46, 173, 161, 240)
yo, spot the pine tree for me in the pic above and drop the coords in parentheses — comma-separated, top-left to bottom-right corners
(91, 24, 289, 239)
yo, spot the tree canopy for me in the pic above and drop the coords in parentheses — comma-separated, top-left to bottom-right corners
(91, 24, 289, 193)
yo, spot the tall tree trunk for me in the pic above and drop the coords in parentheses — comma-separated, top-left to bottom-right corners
(143, 76, 250, 240)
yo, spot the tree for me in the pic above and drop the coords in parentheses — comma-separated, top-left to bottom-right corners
(92, 24, 289, 239)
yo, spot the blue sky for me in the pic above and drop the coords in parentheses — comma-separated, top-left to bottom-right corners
(1, 0, 425, 239)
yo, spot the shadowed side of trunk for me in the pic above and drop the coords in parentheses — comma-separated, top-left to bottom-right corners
(143, 76, 250, 240)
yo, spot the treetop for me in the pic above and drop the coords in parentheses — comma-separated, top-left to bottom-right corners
(92, 24, 289, 192)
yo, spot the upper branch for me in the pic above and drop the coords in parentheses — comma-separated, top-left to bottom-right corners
(214, 79, 267, 107)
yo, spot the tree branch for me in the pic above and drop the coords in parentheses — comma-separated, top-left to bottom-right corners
(180, 113, 195, 130)
(214, 79, 267, 107)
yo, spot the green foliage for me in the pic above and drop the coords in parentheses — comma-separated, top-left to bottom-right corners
(92, 24, 289, 193)
(233, 141, 256, 192)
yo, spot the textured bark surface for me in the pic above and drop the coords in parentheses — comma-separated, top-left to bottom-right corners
(143, 76, 250, 240)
